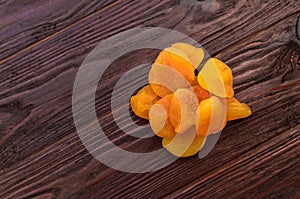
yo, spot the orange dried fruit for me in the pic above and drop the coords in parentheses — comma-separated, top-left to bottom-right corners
(191, 85, 211, 102)
(130, 43, 253, 157)
(154, 49, 195, 83)
(195, 96, 227, 136)
(162, 126, 206, 157)
(170, 88, 199, 133)
(149, 63, 190, 97)
(148, 83, 172, 98)
(149, 95, 176, 138)
(197, 58, 234, 98)
(226, 97, 251, 121)
(136, 84, 158, 103)
(191, 77, 199, 86)
(130, 85, 159, 119)
(164, 47, 192, 65)
(171, 43, 204, 68)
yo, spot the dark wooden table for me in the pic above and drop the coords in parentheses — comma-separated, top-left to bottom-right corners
(0, 0, 299, 198)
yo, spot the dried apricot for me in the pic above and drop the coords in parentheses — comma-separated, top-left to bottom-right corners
(130, 85, 159, 119)
(191, 85, 211, 102)
(164, 47, 192, 65)
(170, 88, 199, 133)
(226, 98, 251, 121)
(191, 77, 199, 86)
(171, 43, 204, 68)
(198, 58, 234, 98)
(162, 126, 206, 157)
(154, 49, 195, 83)
(149, 95, 176, 138)
(130, 43, 253, 158)
(149, 63, 190, 97)
(195, 96, 226, 136)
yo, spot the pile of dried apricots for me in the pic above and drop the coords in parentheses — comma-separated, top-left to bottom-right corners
(130, 43, 251, 157)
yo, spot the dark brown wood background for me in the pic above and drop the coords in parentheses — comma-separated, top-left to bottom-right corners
(0, 0, 300, 198)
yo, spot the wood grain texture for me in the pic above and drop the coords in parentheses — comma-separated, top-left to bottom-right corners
(169, 127, 300, 198)
(0, 0, 119, 61)
(0, 0, 300, 198)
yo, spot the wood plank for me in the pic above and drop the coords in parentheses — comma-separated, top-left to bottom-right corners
(0, 0, 119, 61)
(0, 0, 299, 198)
(169, 127, 300, 198)
(0, 0, 177, 169)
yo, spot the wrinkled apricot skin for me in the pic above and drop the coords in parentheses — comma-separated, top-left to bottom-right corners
(226, 98, 252, 121)
(136, 84, 158, 103)
(198, 58, 234, 98)
(195, 96, 226, 136)
(149, 83, 172, 98)
(149, 95, 176, 138)
(130, 85, 159, 119)
(162, 127, 206, 157)
(169, 89, 198, 133)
